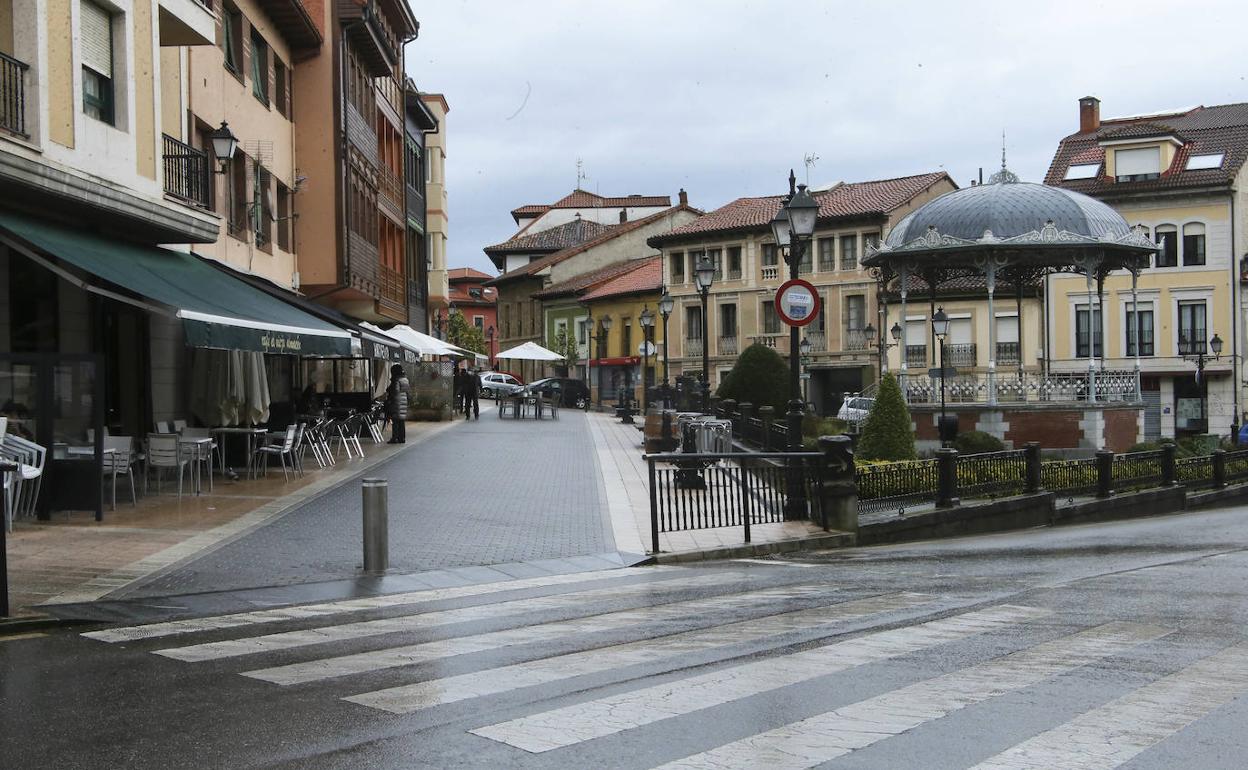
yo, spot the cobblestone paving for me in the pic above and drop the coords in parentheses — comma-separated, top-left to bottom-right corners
(129, 408, 613, 596)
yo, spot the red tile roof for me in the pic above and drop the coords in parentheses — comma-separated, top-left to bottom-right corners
(532, 259, 650, 299)
(484, 217, 614, 255)
(579, 257, 662, 302)
(1045, 102, 1248, 196)
(649, 172, 952, 244)
(447, 267, 495, 281)
(510, 191, 672, 223)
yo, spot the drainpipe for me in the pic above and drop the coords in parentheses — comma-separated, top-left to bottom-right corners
(1231, 192, 1241, 439)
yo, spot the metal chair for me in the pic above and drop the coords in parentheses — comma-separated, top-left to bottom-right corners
(180, 427, 215, 493)
(145, 434, 188, 498)
(255, 425, 297, 480)
(173, 419, 188, 433)
(102, 436, 137, 509)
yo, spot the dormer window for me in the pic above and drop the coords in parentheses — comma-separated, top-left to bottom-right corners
(1186, 153, 1225, 170)
(1114, 147, 1161, 182)
(469, 287, 482, 298)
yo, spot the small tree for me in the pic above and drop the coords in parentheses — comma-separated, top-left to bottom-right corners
(551, 325, 579, 377)
(716, 343, 789, 412)
(857, 372, 917, 461)
(447, 310, 487, 356)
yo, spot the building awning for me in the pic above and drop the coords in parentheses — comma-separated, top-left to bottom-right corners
(0, 212, 352, 356)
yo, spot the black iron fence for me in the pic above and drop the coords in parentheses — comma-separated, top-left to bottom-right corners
(1, 52, 29, 138)
(646, 451, 825, 552)
(162, 133, 211, 208)
(1041, 457, 1098, 498)
(958, 449, 1027, 499)
(857, 459, 938, 515)
(1111, 449, 1164, 491)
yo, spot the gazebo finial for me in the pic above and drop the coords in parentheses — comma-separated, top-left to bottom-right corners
(987, 130, 1020, 184)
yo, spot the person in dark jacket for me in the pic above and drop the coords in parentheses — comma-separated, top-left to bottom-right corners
(463, 368, 480, 420)
(386, 364, 409, 443)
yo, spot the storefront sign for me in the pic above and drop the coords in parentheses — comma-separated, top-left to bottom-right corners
(182, 318, 352, 357)
(775, 279, 821, 327)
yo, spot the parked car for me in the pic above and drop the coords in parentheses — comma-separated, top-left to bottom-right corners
(837, 395, 874, 425)
(524, 378, 591, 409)
(479, 371, 523, 399)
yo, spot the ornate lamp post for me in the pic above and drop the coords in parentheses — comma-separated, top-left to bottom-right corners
(1180, 331, 1223, 434)
(769, 175, 819, 453)
(693, 256, 716, 413)
(799, 336, 812, 407)
(639, 306, 655, 413)
(932, 306, 952, 447)
(862, 320, 901, 384)
(659, 290, 674, 408)
(597, 315, 612, 409)
(208, 121, 239, 174)
(486, 325, 495, 369)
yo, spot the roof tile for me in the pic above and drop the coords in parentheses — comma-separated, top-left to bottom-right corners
(484, 218, 614, 255)
(579, 257, 663, 301)
(533, 259, 650, 299)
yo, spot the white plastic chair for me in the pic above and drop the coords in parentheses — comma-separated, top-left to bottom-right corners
(145, 434, 188, 498)
(255, 425, 297, 481)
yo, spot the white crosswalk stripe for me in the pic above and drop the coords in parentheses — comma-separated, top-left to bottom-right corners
(650, 621, 1171, 769)
(468, 604, 1051, 752)
(338, 592, 933, 711)
(82, 567, 689, 643)
(244, 584, 904, 686)
(969, 641, 1248, 770)
(154, 572, 761, 662)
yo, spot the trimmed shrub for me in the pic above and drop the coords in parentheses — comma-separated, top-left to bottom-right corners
(953, 430, 1005, 454)
(857, 373, 916, 461)
(716, 343, 789, 413)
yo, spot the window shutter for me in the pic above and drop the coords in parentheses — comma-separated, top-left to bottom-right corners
(240, 17, 251, 83)
(80, 1, 113, 76)
(1115, 147, 1160, 177)
(995, 316, 1018, 343)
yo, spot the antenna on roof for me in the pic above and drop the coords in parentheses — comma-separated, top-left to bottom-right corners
(803, 153, 819, 185)
(576, 157, 587, 190)
(1001, 129, 1007, 171)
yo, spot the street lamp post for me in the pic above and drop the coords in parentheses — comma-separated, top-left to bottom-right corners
(598, 315, 612, 410)
(486, 325, 495, 369)
(799, 336, 812, 408)
(1180, 331, 1223, 435)
(640, 306, 655, 413)
(932, 306, 951, 447)
(693, 257, 716, 413)
(769, 173, 819, 455)
(862, 320, 901, 384)
(433, 309, 443, 341)
(659, 290, 674, 409)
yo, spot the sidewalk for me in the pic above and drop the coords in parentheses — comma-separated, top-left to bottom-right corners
(586, 411, 852, 562)
(3, 419, 457, 617)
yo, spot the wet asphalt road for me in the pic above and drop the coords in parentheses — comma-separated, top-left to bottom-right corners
(3, 505, 1248, 769)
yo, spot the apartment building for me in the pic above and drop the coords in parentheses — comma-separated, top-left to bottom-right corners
(1046, 97, 1248, 439)
(420, 91, 448, 328)
(403, 81, 438, 332)
(647, 173, 954, 414)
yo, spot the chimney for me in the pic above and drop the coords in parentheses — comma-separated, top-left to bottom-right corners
(1079, 96, 1101, 133)
(619, 209, 628, 223)
(678, 188, 688, 206)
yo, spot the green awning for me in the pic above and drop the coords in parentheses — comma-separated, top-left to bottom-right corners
(0, 212, 352, 356)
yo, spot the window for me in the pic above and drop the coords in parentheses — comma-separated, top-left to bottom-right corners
(250, 29, 269, 105)
(863, 232, 880, 252)
(468, 287, 482, 298)
(762, 300, 780, 334)
(1125, 304, 1154, 357)
(669, 251, 684, 284)
(1182, 223, 1206, 266)
(621, 319, 632, 358)
(1115, 147, 1161, 182)
(473, 315, 484, 330)
(839, 234, 857, 271)
(80, 0, 114, 125)
(762, 243, 778, 267)
(1075, 304, 1103, 358)
(726, 247, 741, 280)
(1177, 301, 1207, 353)
(707, 248, 722, 281)
(719, 303, 737, 337)
(845, 295, 866, 331)
(688, 250, 706, 277)
(274, 58, 289, 117)
(797, 241, 811, 274)
(405, 138, 424, 193)
(576, 319, 588, 345)
(255, 167, 272, 248)
(1155, 225, 1177, 267)
(222, 3, 243, 74)
(195, 122, 217, 210)
(275, 181, 291, 251)
(817, 237, 834, 271)
(229, 150, 248, 236)
(1064, 163, 1101, 180)
(685, 306, 702, 340)
(1186, 153, 1224, 171)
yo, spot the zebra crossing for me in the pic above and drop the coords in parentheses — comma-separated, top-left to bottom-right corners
(81, 564, 1248, 768)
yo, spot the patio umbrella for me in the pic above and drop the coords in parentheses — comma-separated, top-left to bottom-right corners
(495, 341, 565, 361)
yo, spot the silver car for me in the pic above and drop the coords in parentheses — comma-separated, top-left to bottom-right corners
(479, 372, 523, 399)
(837, 396, 874, 425)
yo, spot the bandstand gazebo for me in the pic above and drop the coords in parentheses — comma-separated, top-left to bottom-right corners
(863, 169, 1157, 451)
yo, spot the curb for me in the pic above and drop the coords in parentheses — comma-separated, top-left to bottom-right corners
(0, 614, 93, 636)
(651, 531, 856, 564)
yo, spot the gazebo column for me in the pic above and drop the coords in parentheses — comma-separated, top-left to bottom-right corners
(898, 265, 909, 398)
(986, 262, 997, 406)
(1084, 265, 1097, 402)
(1131, 266, 1142, 402)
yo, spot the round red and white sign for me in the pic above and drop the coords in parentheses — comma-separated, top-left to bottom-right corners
(775, 278, 821, 327)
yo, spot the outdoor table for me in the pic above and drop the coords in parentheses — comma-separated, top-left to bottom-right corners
(210, 427, 268, 479)
(178, 437, 214, 494)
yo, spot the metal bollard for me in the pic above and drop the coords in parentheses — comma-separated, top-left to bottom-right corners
(361, 478, 389, 573)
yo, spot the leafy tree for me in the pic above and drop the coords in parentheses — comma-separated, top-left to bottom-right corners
(857, 372, 917, 461)
(716, 343, 789, 413)
(446, 310, 486, 355)
(551, 324, 579, 377)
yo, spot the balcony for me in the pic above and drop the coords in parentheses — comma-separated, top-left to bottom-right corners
(945, 342, 977, 368)
(685, 337, 703, 357)
(844, 328, 870, 351)
(162, 134, 211, 208)
(718, 336, 738, 356)
(0, 52, 29, 138)
(157, 0, 218, 47)
(378, 165, 403, 217)
(805, 331, 826, 352)
(379, 264, 406, 309)
(761, 266, 779, 281)
(996, 341, 1020, 365)
(339, 0, 399, 76)
(905, 345, 927, 368)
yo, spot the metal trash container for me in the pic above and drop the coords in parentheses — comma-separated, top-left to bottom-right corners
(694, 419, 733, 453)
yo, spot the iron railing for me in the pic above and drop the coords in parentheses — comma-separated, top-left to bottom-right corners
(0, 52, 28, 138)
(857, 458, 938, 515)
(805, 332, 827, 352)
(646, 451, 825, 551)
(685, 337, 703, 357)
(1111, 449, 1164, 491)
(1176, 455, 1215, 490)
(161, 134, 210, 208)
(957, 449, 1027, 499)
(946, 343, 977, 367)
(903, 370, 1138, 405)
(996, 341, 1021, 365)
(1041, 457, 1098, 497)
(905, 345, 927, 367)
(718, 336, 738, 356)
(844, 328, 870, 351)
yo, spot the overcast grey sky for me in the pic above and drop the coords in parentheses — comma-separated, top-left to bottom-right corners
(406, 0, 1248, 275)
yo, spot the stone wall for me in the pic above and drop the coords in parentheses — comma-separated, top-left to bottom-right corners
(910, 403, 1143, 453)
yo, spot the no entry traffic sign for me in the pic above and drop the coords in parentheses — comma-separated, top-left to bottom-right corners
(775, 278, 821, 327)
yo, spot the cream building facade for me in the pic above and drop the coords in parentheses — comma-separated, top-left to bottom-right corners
(421, 92, 449, 324)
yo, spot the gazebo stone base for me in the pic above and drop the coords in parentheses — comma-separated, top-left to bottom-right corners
(909, 402, 1143, 454)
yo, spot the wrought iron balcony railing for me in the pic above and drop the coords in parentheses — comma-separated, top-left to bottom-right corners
(685, 337, 703, 357)
(718, 336, 738, 356)
(996, 341, 1020, 365)
(1, 52, 30, 138)
(161, 134, 211, 208)
(905, 345, 927, 368)
(844, 328, 870, 351)
(805, 331, 826, 352)
(945, 342, 977, 367)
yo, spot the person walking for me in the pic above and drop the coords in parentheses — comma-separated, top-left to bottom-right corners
(464, 368, 480, 420)
(386, 364, 409, 444)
